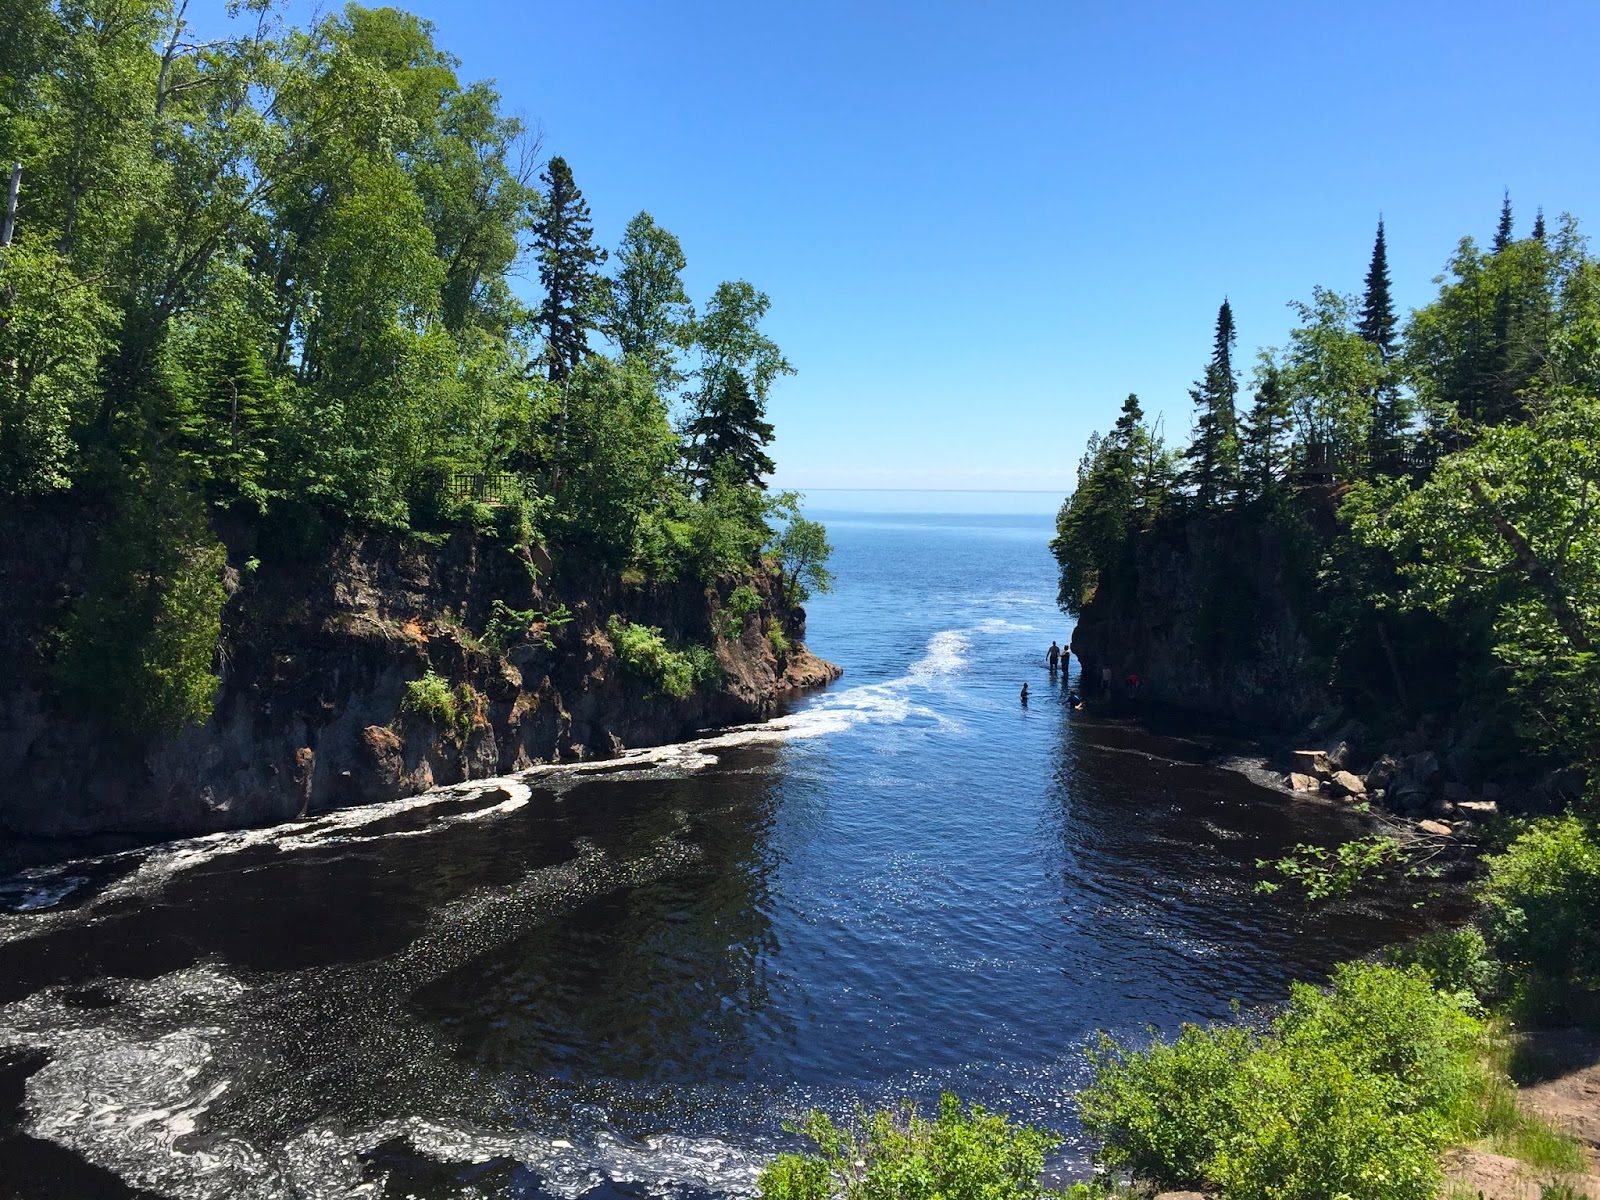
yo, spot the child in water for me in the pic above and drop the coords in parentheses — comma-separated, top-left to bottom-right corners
(1020, 682, 1029, 705)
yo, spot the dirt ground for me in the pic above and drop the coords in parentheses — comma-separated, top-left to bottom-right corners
(1446, 1029, 1600, 1200)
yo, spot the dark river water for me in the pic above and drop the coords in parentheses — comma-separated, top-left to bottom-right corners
(0, 500, 1437, 1199)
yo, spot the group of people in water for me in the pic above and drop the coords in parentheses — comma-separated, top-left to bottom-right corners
(1019, 640, 1083, 709)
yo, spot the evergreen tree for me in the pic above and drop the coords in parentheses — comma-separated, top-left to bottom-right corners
(530, 156, 607, 383)
(1493, 190, 1514, 252)
(1184, 300, 1241, 509)
(1356, 219, 1397, 359)
(1532, 208, 1546, 241)
(1239, 363, 1292, 503)
(1357, 218, 1405, 468)
(685, 368, 775, 494)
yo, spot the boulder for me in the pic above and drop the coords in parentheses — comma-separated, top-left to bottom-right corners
(1418, 819, 1454, 837)
(1457, 799, 1500, 819)
(1330, 770, 1367, 797)
(1402, 750, 1440, 785)
(1290, 749, 1332, 778)
(1364, 755, 1400, 792)
(1442, 780, 1473, 804)
(1288, 772, 1322, 792)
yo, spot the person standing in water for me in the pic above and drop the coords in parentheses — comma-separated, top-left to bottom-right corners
(1020, 682, 1029, 706)
(1046, 641, 1060, 671)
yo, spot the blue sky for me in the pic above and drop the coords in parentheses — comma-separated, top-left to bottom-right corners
(208, 0, 1600, 496)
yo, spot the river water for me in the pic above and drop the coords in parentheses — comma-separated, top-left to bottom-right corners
(0, 498, 1436, 1199)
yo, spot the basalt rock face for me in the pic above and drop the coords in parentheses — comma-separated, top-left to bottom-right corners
(1069, 514, 1325, 732)
(0, 501, 840, 838)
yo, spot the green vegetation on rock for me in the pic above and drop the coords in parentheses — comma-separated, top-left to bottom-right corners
(606, 617, 719, 700)
(0, 0, 830, 737)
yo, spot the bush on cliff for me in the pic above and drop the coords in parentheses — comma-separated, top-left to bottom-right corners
(606, 617, 719, 700)
(1079, 962, 1488, 1200)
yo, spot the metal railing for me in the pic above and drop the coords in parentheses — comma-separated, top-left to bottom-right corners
(446, 472, 521, 505)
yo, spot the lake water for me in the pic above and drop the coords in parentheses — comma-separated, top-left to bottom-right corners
(0, 500, 1436, 1199)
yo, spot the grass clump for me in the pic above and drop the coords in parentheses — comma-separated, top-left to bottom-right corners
(400, 671, 478, 738)
(758, 1093, 1115, 1200)
(1079, 961, 1491, 1200)
(606, 616, 719, 700)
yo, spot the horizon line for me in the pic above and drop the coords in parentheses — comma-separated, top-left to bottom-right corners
(781, 486, 1067, 495)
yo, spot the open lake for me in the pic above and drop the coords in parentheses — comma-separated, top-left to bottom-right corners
(0, 496, 1435, 1199)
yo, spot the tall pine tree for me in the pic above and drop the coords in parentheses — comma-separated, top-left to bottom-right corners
(1493, 190, 1514, 252)
(531, 156, 607, 383)
(1532, 208, 1547, 241)
(1357, 218, 1405, 468)
(1184, 300, 1241, 509)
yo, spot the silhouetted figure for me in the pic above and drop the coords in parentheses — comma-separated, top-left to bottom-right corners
(1067, 689, 1082, 709)
(1020, 682, 1029, 706)
(1046, 641, 1060, 671)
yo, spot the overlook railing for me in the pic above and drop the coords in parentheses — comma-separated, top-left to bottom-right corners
(446, 472, 520, 505)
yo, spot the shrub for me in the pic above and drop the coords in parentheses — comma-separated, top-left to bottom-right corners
(1079, 962, 1488, 1200)
(1480, 817, 1600, 1006)
(1387, 927, 1499, 1007)
(402, 671, 458, 730)
(757, 1093, 1077, 1200)
(719, 583, 762, 639)
(607, 616, 717, 700)
(767, 617, 790, 655)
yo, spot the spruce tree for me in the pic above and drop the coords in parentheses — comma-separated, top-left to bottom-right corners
(1532, 208, 1546, 241)
(1493, 190, 1514, 252)
(1358, 218, 1405, 468)
(1239, 364, 1292, 503)
(1184, 300, 1241, 509)
(530, 156, 607, 383)
(685, 369, 775, 494)
(1356, 219, 1397, 360)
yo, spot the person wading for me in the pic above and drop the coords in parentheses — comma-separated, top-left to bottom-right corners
(1046, 641, 1060, 671)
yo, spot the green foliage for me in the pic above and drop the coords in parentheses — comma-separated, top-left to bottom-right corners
(600, 211, 693, 393)
(1051, 395, 1173, 615)
(484, 600, 572, 653)
(550, 357, 683, 568)
(719, 584, 763, 639)
(1480, 816, 1600, 1007)
(684, 458, 769, 580)
(606, 616, 718, 700)
(54, 474, 226, 736)
(401, 671, 458, 730)
(757, 1094, 1075, 1200)
(1281, 286, 1384, 464)
(1255, 834, 1408, 901)
(1184, 300, 1242, 509)
(767, 617, 791, 655)
(1079, 962, 1488, 1200)
(766, 493, 835, 606)
(1346, 395, 1600, 761)
(532, 155, 607, 383)
(1387, 928, 1500, 1008)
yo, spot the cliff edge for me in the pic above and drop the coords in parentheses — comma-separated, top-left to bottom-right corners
(0, 501, 840, 837)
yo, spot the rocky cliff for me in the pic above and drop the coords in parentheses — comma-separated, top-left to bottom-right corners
(1068, 513, 1327, 731)
(0, 501, 840, 837)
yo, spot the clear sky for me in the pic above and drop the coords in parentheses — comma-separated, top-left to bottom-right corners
(207, 0, 1600, 496)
